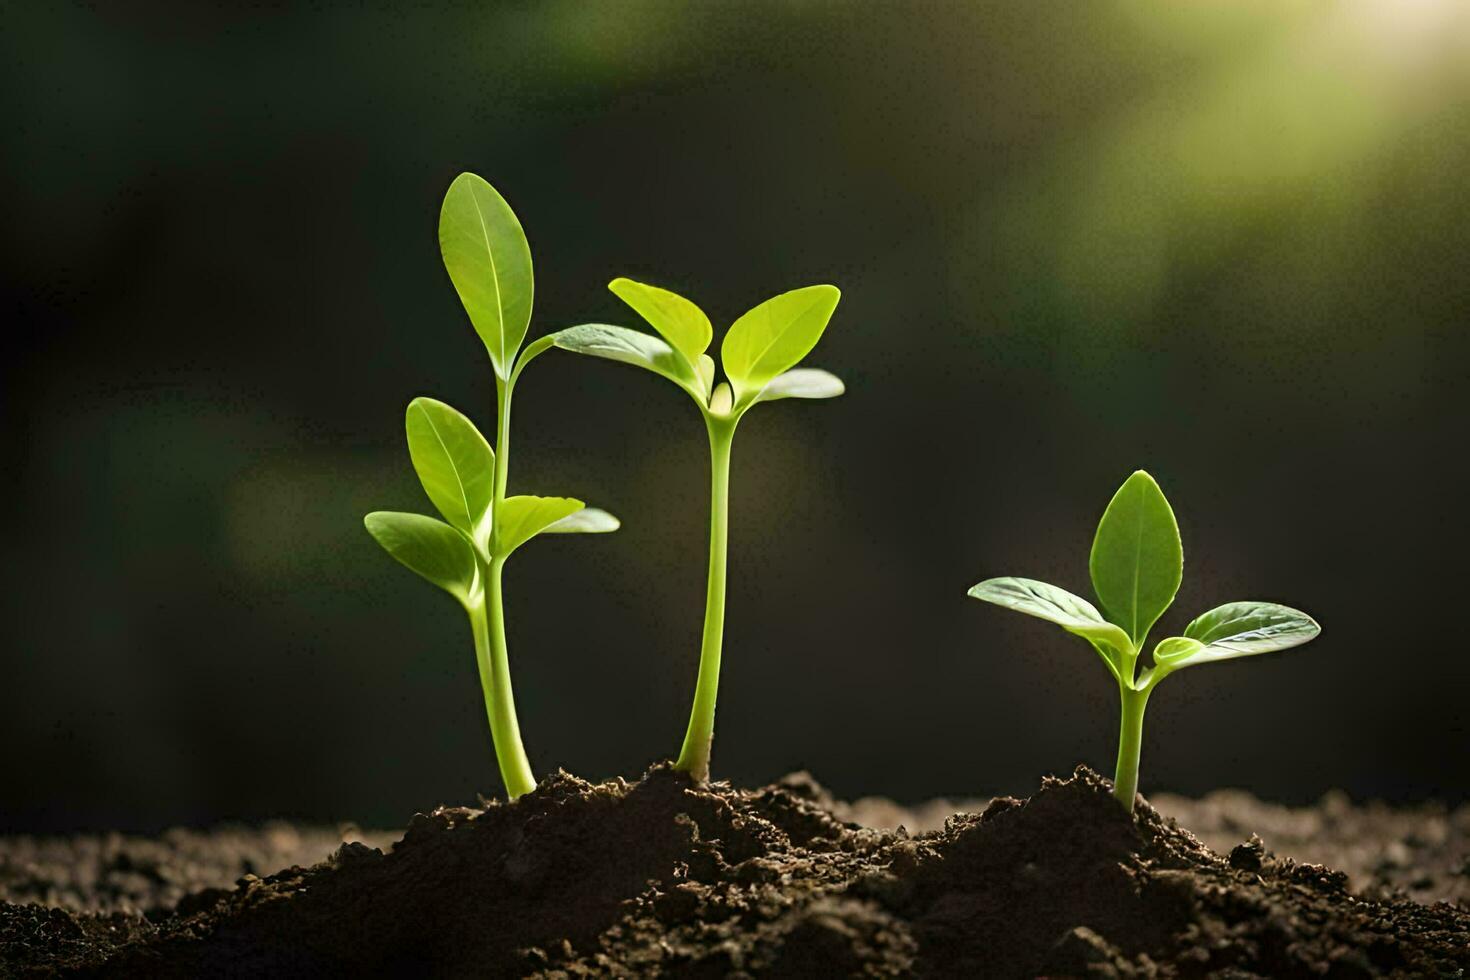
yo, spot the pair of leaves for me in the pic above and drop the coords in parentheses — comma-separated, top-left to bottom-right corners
(555, 277, 844, 413)
(366, 397, 618, 602)
(968, 471, 1319, 682)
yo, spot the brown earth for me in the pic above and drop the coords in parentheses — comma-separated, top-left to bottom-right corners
(2, 766, 1467, 977)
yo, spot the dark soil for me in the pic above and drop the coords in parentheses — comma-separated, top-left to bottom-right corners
(840, 788, 1470, 907)
(3, 766, 1467, 977)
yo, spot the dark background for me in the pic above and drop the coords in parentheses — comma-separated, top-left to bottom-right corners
(4, 3, 1468, 833)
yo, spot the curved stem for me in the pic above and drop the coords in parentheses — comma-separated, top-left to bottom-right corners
(1112, 685, 1150, 811)
(674, 414, 736, 780)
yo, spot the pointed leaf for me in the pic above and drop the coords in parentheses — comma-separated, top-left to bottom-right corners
(439, 173, 533, 378)
(1159, 601, 1321, 667)
(365, 511, 478, 603)
(405, 397, 495, 549)
(495, 495, 585, 557)
(968, 577, 1133, 674)
(609, 278, 711, 364)
(1089, 470, 1182, 647)
(542, 507, 620, 534)
(554, 324, 704, 400)
(721, 285, 841, 401)
(755, 368, 845, 402)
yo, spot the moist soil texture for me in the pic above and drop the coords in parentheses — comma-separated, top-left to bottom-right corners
(3, 766, 1467, 978)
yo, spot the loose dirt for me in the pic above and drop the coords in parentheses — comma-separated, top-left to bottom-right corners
(3, 766, 1466, 977)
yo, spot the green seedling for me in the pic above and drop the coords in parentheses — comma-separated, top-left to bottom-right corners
(555, 279, 843, 780)
(365, 173, 619, 800)
(968, 470, 1320, 812)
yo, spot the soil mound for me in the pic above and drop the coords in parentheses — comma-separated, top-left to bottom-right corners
(6, 766, 1467, 977)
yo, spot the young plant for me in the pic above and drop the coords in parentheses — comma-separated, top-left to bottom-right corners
(364, 173, 618, 800)
(554, 279, 843, 781)
(968, 470, 1320, 812)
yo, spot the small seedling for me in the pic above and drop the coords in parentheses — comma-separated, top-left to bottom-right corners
(365, 173, 618, 800)
(968, 470, 1320, 812)
(555, 279, 843, 780)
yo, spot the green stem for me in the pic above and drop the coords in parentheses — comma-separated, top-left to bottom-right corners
(471, 562, 536, 798)
(674, 414, 735, 781)
(1113, 685, 1149, 812)
(473, 374, 536, 798)
(493, 376, 513, 504)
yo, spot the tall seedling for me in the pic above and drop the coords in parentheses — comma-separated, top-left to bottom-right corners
(365, 173, 618, 799)
(556, 279, 842, 780)
(969, 471, 1320, 811)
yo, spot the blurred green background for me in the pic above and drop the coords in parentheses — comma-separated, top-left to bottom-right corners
(4, 2, 1468, 832)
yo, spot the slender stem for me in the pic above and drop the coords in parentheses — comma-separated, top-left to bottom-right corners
(1113, 685, 1149, 811)
(473, 373, 536, 798)
(473, 561, 536, 797)
(674, 414, 736, 781)
(493, 376, 513, 506)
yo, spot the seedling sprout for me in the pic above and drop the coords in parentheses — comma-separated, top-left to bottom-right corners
(555, 279, 842, 780)
(968, 470, 1320, 812)
(365, 173, 619, 800)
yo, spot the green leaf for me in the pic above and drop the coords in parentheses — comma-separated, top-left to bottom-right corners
(696, 354, 716, 400)
(1152, 636, 1204, 664)
(1162, 601, 1321, 667)
(968, 577, 1134, 674)
(721, 285, 841, 402)
(364, 511, 478, 603)
(755, 368, 845, 402)
(554, 324, 705, 400)
(542, 507, 620, 534)
(495, 495, 585, 556)
(609, 278, 711, 365)
(439, 173, 533, 379)
(1088, 470, 1182, 647)
(405, 397, 495, 549)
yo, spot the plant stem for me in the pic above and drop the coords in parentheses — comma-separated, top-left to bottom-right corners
(674, 414, 736, 781)
(469, 563, 536, 798)
(1113, 685, 1150, 812)
(493, 376, 513, 503)
(473, 374, 536, 798)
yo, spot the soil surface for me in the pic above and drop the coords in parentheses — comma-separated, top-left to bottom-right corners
(3, 767, 1467, 977)
(841, 787, 1470, 908)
